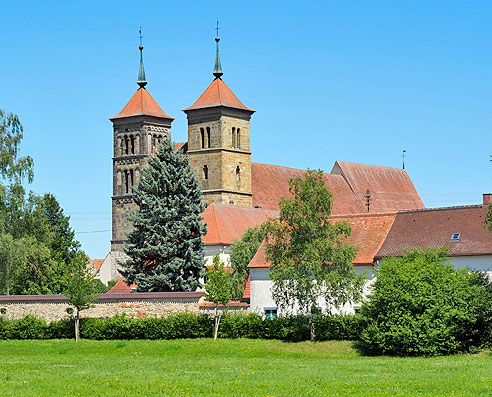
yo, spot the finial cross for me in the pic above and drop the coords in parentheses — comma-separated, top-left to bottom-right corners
(139, 27, 143, 46)
(215, 19, 220, 37)
(402, 149, 406, 170)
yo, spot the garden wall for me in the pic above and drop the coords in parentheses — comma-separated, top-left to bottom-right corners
(0, 292, 204, 322)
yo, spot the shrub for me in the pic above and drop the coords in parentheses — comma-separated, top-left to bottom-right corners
(360, 248, 492, 356)
(0, 312, 362, 341)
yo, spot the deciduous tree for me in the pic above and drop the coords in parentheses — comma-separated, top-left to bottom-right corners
(265, 170, 366, 341)
(205, 255, 234, 340)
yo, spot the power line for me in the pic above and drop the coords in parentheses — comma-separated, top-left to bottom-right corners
(75, 229, 111, 234)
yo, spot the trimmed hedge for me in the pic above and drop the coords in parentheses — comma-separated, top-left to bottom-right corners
(0, 312, 365, 341)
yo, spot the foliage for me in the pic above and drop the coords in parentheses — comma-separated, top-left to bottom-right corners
(120, 138, 207, 292)
(360, 248, 492, 356)
(0, 312, 363, 342)
(0, 110, 82, 295)
(63, 253, 99, 341)
(204, 255, 234, 339)
(265, 169, 366, 340)
(229, 224, 267, 298)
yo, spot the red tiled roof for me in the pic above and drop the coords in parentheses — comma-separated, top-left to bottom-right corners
(200, 301, 249, 308)
(332, 161, 424, 213)
(91, 259, 104, 272)
(110, 88, 174, 120)
(174, 142, 188, 153)
(183, 78, 254, 113)
(331, 213, 397, 263)
(376, 205, 492, 258)
(243, 273, 251, 299)
(248, 213, 396, 268)
(202, 203, 277, 245)
(248, 241, 270, 268)
(107, 276, 134, 293)
(251, 163, 366, 214)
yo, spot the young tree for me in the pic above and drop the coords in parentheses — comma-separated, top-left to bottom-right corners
(265, 170, 366, 341)
(120, 138, 207, 292)
(205, 255, 234, 340)
(63, 253, 99, 342)
(229, 225, 267, 299)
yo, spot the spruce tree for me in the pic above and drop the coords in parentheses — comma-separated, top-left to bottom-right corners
(120, 138, 207, 292)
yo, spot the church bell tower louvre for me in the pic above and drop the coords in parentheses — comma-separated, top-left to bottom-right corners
(109, 37, 174, 254)
(183, 33, 255, 208)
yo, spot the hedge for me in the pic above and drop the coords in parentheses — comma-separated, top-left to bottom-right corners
(0, 313, 365, 341)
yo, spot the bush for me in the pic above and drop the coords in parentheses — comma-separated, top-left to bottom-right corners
(360, 248, 492, 356)
(0, 312, 363, 341)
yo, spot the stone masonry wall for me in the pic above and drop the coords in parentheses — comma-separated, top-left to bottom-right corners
(0, 293, 204, 323)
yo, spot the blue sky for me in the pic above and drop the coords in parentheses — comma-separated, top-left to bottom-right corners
(1, 1, 491, 259)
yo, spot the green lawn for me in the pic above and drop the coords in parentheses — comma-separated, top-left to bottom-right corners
(0, 339, 491, 396)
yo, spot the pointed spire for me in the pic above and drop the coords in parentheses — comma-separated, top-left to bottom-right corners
(137, 27, 147, 88)
(213, 20, 223, 79)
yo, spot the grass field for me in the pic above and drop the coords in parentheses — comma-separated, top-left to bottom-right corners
(0, 339, 491, 396)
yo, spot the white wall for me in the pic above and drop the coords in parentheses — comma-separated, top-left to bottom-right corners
(203, 245, 231, 267)
(448, 255, 492, 275)
(249, 265, 375, 316)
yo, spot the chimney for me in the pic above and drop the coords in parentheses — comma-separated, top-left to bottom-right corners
(483, 193, 492, 206)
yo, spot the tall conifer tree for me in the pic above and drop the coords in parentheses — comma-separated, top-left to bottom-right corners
(120, 138, 207, 292)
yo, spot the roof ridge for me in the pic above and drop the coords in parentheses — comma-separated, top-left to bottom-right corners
(330, 212, 398, 219)
(398, 204, 483, 213)
(336, 160, 409, 172)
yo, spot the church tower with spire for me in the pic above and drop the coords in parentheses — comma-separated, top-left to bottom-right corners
(109, 36, 174, 254)
(183, 33, 255, 208)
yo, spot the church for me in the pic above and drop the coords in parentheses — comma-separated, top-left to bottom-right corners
(95, 36, 492, 315)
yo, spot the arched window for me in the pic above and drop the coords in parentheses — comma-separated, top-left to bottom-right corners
(130, 169, 134, 190)
(232, 127, 236, 148)
(130, 135, 135, 154)
(236, 166, 240, 182)
(125, 170, 129, 193)
(203, 165, 208, 180)
(236, 128, 241, 149)
(206, 127, 211, 148)
(124, 135, 129, 155)
(200, 128, 205, 149)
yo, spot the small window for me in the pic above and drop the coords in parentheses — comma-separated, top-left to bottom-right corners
(130, 135, 135, 154)
(236, 166, 240, 182)
(232, 127, 236, 148)
(203, 165, 208, 180)
(450, 233, 460, 241)
(124, 135, 129, 155)
(264, 308, 277, 320)
(200, 128, 205, 149)
(206, 127, 211, 148)
(237, 128, 240, 149)
(124, 170, 129, 193)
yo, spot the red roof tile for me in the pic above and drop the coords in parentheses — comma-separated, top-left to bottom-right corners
(183, 78, 254, 113)
(107, 276, 134, 293)
(248, 241, 270, 268)
(376, 205, 492, 258)
(243, 273, 251, 299)
(332, 161, 424, 212)
(248, 213, 396, 268)
(330, 213, 397, 263)
(200, 301, 249, 308)
(110, 88, 174, 120)
(251, 163, 366, 214)
(202, 203, 277, 245)
(91, 259, 104, 273)
(174, 142, 188, 153)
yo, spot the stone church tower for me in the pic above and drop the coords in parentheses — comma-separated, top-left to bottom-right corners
(109, 43, 174, 253)
(183, 36, 255, 208)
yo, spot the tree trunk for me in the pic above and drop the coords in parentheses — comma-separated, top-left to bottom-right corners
(75, 308, 80, 342)
(309, 313, 315, 342)
(214, 304, 220, 340)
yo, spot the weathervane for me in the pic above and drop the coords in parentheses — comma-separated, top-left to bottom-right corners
(139, 26, 143, 47)
(215, 19, 220, 37)
(402, 149, 406, 170)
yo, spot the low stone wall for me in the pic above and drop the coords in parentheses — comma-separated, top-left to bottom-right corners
(0, 292, 204, 323)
